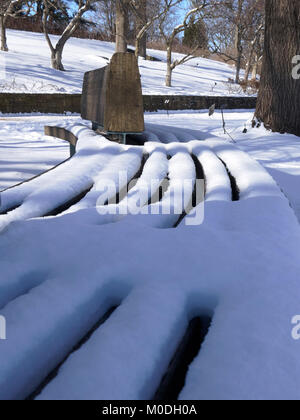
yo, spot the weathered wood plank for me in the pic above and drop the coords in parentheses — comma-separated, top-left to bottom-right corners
(104, 53, 144, 133)
(44, 126, 78, 156)
(80, 53, 144, 133)
(81, 66, 107, 126)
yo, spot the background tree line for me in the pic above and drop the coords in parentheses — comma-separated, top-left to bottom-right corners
(1, 0, 265, 85)
(1, 0, 299, 137)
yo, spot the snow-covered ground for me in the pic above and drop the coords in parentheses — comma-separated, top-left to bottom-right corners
(0, 29, 249, 96)
(0, 111, 300, 400)
(0, 115, 70, 189)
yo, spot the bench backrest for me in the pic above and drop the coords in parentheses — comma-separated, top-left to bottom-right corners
(81, 52, 144, 133)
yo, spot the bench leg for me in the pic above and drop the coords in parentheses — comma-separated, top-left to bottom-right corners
(92, 122, 99, 131)
(119, 133, 126, 144)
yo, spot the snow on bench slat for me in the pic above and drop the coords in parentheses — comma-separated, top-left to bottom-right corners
(37, 284, 188, 400)
(136, 145, 196, 228)
(189, 141, 232, 202)
(158, 125, 199, 143)
(0, 221, 184, 400)
(0, 194, 300, 399)
(150, 124, 207, 144)
(116, 147, 168, 214)
(64, 148, 143, 214)
(143, 129, 161, 143)
(144, 125, 178, 144)
(64, 146, 168, 225)
(206, 139, 281, 199)
(0, 125, 105, 212)
(1, 115, 300, 401)
(0, 127, 140, 230)
(145, 122, 208, 144)
(0, 267, 131, 399)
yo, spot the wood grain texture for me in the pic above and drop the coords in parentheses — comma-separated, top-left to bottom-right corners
(44, 126, 78, 146)
(81, 66, 108, 126)
(104, 53, 144, 133)
(81, 53, 144, 133)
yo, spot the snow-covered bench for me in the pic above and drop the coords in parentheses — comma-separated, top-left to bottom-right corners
(0, 126, 292, 400)
(45, 52, 145, 154)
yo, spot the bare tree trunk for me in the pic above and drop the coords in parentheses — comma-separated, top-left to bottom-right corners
(234, 0, 243, 83)
(0, 15, 8, 52)
(251, 56, 258, 81)
(139, 34, 147, 59)
(51, 48, 65, 71)
(116, 0, 129, 53)
(244, 44, 256, 82)
(42, 0, 92, 71)
(135, 0, 147, 58)
(255, 0, 300, 136)
(235, 29, 242, 83)
(165, 45, 172, 87)
(244, 60, 251, 83)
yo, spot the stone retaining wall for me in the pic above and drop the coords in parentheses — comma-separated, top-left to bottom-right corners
(143, 95, 257, 112)
(0, 93, 256, 115)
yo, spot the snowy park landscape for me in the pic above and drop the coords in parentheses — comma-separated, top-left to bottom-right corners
(0, 0, 300, 404)
(0, 29, 246, 96)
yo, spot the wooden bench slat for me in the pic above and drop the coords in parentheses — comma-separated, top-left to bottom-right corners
(44, 126, 78, 156)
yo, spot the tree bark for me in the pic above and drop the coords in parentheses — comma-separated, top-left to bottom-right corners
(0, 15, 8, 52)
(251, 56, 258, 81)
(234, 0, 244, 83)
(255, 0, 300, 136)
(138, 33, 147, 59)
(116, 0, 129, 53)
(235, 25, 243, 83)
(244, 40, 256, 83)
(135, 0, 147, 58)
(51, 48, 65, 71)
(244, 59, 252, 83)
(165, 45, 172, 87)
